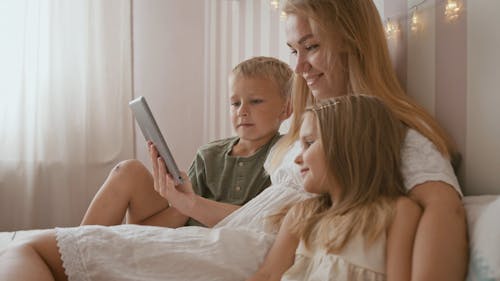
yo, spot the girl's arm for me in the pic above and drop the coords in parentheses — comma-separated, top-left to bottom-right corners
(246, 211, 300, 281)
(386, 196, 422, 281)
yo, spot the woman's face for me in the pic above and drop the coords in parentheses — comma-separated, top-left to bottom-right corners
(285, 14, 347, 100)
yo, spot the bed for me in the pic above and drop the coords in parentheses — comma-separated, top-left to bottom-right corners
(1, 195, 499, 280)
(461, 195, 500, 280)
(0, 229, 47, 249)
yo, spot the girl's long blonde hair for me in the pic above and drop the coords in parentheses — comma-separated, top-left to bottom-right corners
(269, 0, 458, 171)
(270, 95, 407, 253)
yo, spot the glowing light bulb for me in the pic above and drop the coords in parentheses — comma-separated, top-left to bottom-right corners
(270, 0, 279, 10)
(445, 0, 461, 20)
(385, 18, 399, 38)
(280, 11, 287, 21)
(411, 8, 420, 31)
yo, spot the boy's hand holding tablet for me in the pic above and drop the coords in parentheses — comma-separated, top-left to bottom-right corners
(129, 96, 183, 185)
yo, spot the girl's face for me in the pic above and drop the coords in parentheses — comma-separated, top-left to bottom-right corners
(294, 113, 330, 195)
(285, 14, 347, 100)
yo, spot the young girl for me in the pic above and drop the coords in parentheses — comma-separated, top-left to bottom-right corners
(248, 95, 422, 281)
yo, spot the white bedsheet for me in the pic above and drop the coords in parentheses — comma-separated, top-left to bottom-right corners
(0, 229, 46, 252)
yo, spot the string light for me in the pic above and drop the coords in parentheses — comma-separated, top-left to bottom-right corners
(280, 11, 287, 21)
(445, 0, 461, 21)
(270, 0, 279, 10)
(410, 7, 420, 32)
(269, 0, 286, 21)
(385, 18, 399, 38)
(408, 0, 426, 32)
(268, 0, 460, 36)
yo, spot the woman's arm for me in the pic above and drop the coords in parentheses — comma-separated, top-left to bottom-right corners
(408, 182, 468, 281)
(386, 196, 422, 281)
(246, 211, 299, 281)
(399, 130, 468, 280)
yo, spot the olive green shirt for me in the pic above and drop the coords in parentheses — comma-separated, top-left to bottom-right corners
(186, 133, 281, 226)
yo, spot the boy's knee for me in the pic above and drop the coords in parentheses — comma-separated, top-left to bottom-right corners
(112, 159, 147, 175)
(110, 159, 153, 190)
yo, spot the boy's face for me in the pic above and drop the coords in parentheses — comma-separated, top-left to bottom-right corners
(229, 76, 288, 143)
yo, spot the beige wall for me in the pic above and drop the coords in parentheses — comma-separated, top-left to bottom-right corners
(203, 0, 291, 141)
(132, 0, 205, 170)
(406, 0, 436, 114)
(466, 0, 500, 195)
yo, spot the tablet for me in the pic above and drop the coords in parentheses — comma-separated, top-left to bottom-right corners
(129, 96, 184, 185)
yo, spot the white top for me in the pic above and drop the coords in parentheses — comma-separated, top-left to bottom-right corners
(282, 233, 386, 281)
(401, 129, 461, 196)
(55, 129, 460, 281)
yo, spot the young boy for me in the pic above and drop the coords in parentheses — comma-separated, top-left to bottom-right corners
(81, 56, 293, 228)
(185, 56, 292, 226)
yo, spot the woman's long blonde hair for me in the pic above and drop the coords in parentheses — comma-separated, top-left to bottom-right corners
(270, 95, 407, 252)
(269, 0, 458, 170)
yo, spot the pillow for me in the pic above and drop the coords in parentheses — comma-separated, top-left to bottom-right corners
(464, 195, 500, 281)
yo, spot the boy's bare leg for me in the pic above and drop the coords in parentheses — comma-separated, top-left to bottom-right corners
(81, 159, 188, 227)
(0, 230, 66, 281)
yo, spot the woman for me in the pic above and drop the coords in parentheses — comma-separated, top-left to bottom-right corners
(0, 1, 467, 280)
(278, 1, 467, 280)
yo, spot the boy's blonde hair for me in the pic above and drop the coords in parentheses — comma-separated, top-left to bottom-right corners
(270, 95, 407, 253)
(230, 56, 293, 100)
(269, 0, 458, 170)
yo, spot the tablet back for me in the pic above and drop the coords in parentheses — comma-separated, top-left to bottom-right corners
(129, 96, 183, 185)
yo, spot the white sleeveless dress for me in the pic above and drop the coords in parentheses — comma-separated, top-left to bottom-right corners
(55, 129, 460, 281)
(282, 233, 387, 281)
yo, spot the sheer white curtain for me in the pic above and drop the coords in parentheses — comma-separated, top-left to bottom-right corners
(203, 0, 291, 141)
(0, 0, 134, 230)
